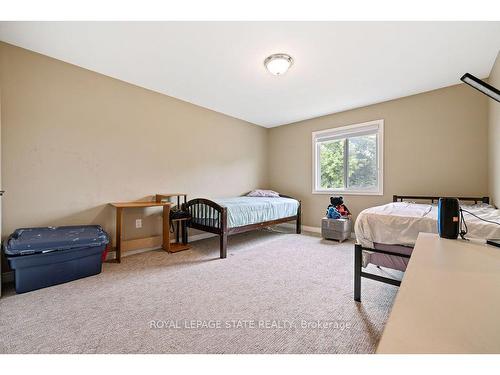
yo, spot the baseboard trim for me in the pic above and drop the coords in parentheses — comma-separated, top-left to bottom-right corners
(302, 225, 321, 234)
(188, 232, 217, 242)
(106, 232, 217, 260)
(278, 223, 356, 239)
(277, 223, 321, 234)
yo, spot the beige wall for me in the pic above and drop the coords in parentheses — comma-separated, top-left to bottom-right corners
(268, 84, 489, 227)
(0, 41, 493, 240)
(0, 42, 268, 241)
(488, 52, 500, 206)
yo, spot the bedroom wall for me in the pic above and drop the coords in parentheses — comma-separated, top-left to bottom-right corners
(0, 42, 268, 242)
(488, 51, 500, 206)
(268, 83, 489, 228)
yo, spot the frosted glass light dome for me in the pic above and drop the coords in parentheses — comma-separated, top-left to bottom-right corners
(264, 53, 294, 75)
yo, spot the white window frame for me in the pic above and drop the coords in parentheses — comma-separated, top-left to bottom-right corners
(312, 119, 384, 195)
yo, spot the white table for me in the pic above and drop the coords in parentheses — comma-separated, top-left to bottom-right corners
(377, 232, 500, 354)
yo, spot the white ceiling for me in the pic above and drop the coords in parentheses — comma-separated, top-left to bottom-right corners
(1, 22, 499, 127)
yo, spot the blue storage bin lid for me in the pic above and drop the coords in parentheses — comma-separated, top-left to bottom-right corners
(4, 225, 109, 256)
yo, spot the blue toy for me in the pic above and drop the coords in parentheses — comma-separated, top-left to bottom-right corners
(326, 196, 352, 219)
(326, 206, 341, 219)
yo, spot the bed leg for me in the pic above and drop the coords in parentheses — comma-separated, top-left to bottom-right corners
(354, 244, 362, 302)
(220, 233, 227, 259)
(219, 207, 228, 259)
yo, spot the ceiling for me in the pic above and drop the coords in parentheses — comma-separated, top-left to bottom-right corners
(1, 22, 499, 127)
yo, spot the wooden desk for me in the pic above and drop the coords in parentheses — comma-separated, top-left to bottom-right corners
(109, 201, 173, 263)
(377, 233, 500, 353)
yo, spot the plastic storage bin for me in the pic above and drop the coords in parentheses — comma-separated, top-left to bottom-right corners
(321, 217, 352, 242)
(4, 225, 109, 293)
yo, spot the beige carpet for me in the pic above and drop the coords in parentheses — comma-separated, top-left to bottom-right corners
(0, 229, 400, 354)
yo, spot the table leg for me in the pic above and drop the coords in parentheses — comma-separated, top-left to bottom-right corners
(182, 221, 188, 244)
(162, 205, 170, 251)
(116, 207, 123, 263)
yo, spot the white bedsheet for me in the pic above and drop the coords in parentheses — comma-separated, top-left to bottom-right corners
(355, 202, 500, 248)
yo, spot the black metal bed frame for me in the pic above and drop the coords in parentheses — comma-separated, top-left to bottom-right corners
(354, 194, 490, 302)
(185, 194, 301, 259)
(354, 244, 410, 302)
(392, 195, 489, 205)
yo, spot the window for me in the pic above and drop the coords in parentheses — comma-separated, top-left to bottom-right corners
(312, 120, 383, 195)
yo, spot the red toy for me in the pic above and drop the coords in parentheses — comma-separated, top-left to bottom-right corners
(329, 196, 351, 218)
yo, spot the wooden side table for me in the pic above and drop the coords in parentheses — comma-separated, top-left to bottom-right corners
(109, 201, 173, 263)
(156, 194, 191, 253)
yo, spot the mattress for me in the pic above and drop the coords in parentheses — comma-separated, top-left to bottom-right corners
(355, 201, 500, 271)
(366, 243, 413, 272)
(212, 197, 299, 228)
(355, 201, 500, 249)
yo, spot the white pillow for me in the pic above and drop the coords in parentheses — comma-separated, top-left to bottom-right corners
(247, 189, 280, 198)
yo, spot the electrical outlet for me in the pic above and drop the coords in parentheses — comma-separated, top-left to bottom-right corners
(135, 219, 142, 229)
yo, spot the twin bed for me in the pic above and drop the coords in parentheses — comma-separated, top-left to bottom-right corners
(184, 193, 500, 304)
(185, 195, 301, 258)
(354, 195, 500, 301)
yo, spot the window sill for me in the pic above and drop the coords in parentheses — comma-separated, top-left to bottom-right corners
(312, 190, 383, 196)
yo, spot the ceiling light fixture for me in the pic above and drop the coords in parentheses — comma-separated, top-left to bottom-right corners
(264, 53, 294, 76)
(460, 73, 499, 102)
